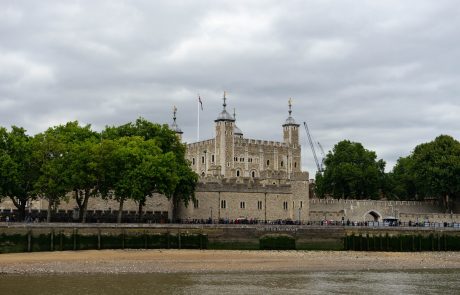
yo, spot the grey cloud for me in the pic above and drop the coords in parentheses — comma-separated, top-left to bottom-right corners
(1, 0, 460, 176)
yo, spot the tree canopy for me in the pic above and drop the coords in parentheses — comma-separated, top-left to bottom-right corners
(0, 118, 197, 222)
(315, 140, 386, 199)
(390, 135, 460, 209)
(0, 126, 38, 220)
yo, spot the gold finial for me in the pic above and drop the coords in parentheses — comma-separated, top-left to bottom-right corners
(224, 91, 226, 98)
(288, 97, 292, 107)
(233, 108, 236, 120)
(288, 98, 292, 116)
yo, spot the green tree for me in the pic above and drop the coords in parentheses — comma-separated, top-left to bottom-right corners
(58, 122, 99, 223)
(388, 156, 418, 200)
(0, 126, 38, 220)
(409, 135, 460, 210)
(32, 130, 69, 222)
(98, 136, 180, 223)
(316, 140, 386, 199)
(103, 118, 197, 218)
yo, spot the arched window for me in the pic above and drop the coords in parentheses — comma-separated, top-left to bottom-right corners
(251, 171, 256, 178)
(201, 172, 205, 177)
(266, 160, 270, 166)
(192, 158, 195, 165)
(280, 161, 284, 167)
(294, 162, 297, 168)
(236, 170, 240, 177)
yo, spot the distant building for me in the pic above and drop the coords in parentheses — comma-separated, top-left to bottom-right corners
(173, 93, 310, 222)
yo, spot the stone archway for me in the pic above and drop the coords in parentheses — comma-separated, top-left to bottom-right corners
(363, 210, 382, 222)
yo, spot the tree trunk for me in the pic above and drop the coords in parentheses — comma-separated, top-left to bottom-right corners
(47, 199, 52, 223)
(445, 194, 450, 212)
(172, 195, 179, 223)
(137, 198, 145, 222)
(10, 196, 27, 221)
(117, 198, 124, 224)
(81, 189, 90, 223)
(75, 190, 85, 221)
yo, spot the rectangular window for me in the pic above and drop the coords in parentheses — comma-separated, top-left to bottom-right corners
(234, 157, 238, 161)
(257, 201, 263, 210)
(283, 201, 288, 210)
(221, 200, 226, 209)
(193, 199, 199, 209)
(201, 156, 205, 164)
(240, 201, 245, 209)
(300, 201, 303, 208)
(240, 157, 244, 162)
(212, 155, 215, 162)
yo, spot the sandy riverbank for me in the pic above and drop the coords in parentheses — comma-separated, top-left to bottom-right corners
(1, 250, 460, 274)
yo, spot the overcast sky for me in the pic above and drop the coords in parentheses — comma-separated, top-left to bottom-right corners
(1, 0, 459, 176)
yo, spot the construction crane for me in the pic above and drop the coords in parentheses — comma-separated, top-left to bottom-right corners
(317, 141, 326, 170)
(303, 122, 323, 173)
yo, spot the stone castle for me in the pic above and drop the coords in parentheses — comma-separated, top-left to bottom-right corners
(173, 94, 310, 222)
(0, 93, 454, 223)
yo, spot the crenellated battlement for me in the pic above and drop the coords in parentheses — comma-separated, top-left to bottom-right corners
(234, 138, 289, 148)
(187, 139, 215, 149)
(195, 175, 306, 193)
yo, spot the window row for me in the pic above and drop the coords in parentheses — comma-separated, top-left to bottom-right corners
(193, 200, 301, 210)
(191, 154, 216, 165)
(234, 157, 255, 163)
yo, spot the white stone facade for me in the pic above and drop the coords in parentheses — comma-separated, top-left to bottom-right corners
(175, 95, 310, 222)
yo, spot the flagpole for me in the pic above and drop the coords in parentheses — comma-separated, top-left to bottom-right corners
(197, 96, 200, 142)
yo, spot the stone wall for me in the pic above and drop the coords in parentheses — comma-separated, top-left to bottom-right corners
(178, 174, 309, 222)
(309, 198, 445, 222)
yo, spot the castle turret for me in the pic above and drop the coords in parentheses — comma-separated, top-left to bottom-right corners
(282, 98, 301, 176)
(233, 108, 243, 139)
(170, 106, 183, 141)
(214, 92, 235, 177)
(283, 98, 300, 145)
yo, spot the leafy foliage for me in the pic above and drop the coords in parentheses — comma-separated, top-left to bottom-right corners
(0, 118, 197, 222)
(315, 140, 386, 199)
(391, 135, 460, 208)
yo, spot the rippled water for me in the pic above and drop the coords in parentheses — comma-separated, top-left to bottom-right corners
(1, 270, 459, 295)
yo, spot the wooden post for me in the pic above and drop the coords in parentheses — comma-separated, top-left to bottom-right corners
(167, 232, 170, 249)
(27, 230, 32, 252)
(121, 229, 125, 249)
(50, 229, 54, 251)
(73, 228, 77, 251)
(60, 230, 63, 251)
(97, 229, 101, 250)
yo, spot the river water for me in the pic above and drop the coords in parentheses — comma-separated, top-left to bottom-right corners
(1, 270, 459, 294)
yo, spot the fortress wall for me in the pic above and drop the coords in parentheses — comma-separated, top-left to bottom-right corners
(178, 177, 309, 222)
(309, 198, 445, 221)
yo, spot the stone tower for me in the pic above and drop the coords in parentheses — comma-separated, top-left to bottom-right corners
(282, 99, 301, 174)
(214, 92, 235, 177)
(170, 106, 183, 141)
(283, 98, 300, 145)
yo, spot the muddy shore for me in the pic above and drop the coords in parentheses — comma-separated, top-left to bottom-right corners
(1, 250, 460, 274)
